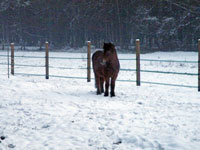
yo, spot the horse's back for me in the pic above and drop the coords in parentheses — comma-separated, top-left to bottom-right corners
(92, 51, 104, 76)
(92, 50, 104, 66)
(92, 50, 103, 61)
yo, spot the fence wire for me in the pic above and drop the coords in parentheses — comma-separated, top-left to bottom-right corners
(0, 54, 198, 63)
(141, 81, 197, 89)
(13, 73, 197, 89)
(0, 53, 198, 90)
(140, 58, 198, 63)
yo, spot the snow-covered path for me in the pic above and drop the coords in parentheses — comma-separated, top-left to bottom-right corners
(0, 51, 200, 150)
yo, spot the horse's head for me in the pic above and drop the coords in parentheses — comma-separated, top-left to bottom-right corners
(102, 42, 116, 63)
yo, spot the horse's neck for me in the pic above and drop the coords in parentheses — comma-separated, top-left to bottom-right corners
(107, 51, 119, 64)
(112, 51, 119, 61)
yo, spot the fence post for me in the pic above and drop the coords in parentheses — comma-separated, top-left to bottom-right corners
(45, 42, 49, 79)
(136, 39, 140, 86)
(87, 41, 91, 82)
(2, 40, 4, 50)
(8, 43, 9, 78)
(10, 43, 14, 75)
(198, 39, 200, 91)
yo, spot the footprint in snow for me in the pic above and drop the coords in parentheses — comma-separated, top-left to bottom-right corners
(42, 124, 50, 129)
(8, 144, 15, 148)
(0, 136, 6, 140)
(113, 138, 122, 145)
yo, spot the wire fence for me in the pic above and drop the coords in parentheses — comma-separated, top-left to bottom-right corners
(0, 52, 198, 90)
(1, 38, 200, 90)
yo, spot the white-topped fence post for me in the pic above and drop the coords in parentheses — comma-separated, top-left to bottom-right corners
(87, 41, 91, 82)
(198, 39, 200, 91)
(7, 43, 9, 78)
(45, 42, 49, 79)
(10, 43, 14, 75)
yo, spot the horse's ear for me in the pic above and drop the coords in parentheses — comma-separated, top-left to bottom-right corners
(108, 42, 114, 46)
(103, 43, 107, 50)
(108, 42, 115, 48)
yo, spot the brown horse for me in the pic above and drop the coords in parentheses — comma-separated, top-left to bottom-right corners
(92, 43, 120, 97)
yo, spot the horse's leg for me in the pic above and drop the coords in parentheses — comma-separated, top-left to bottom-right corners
(104, 77, 110, 96)
(110, 75, 117, 97)
(100, 77, 104, 93)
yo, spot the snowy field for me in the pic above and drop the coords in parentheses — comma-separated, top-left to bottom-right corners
(0, 50, 200, 150)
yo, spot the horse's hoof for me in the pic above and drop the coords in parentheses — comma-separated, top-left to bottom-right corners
(111, 94, 115, 97)
(111, 92, 115, 97)
(104, 93, 109, 97)
(97, 91, 101, 95)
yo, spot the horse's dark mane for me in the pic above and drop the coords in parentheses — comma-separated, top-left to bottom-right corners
(103, 43, 115, 52)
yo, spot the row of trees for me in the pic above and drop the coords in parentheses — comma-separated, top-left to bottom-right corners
(0, 0, 200, 51)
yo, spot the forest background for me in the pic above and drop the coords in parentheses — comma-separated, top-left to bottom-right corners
(0, 0, 200, 52)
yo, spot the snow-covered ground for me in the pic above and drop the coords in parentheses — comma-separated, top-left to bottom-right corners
(0, 51, 200, 150)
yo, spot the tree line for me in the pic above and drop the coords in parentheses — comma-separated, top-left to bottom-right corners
(0, 0, 200, 52)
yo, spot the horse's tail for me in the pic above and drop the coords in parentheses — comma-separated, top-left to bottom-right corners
(94, 80, 97, 88)
(93, 73, 97, 88)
